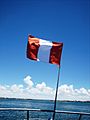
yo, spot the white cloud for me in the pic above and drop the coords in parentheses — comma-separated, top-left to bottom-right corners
(10, 84, 23, 93)
(24, 75, 34, 88)
(58, 84, 74, 94)
(79, 88, 88, 95)
(0, 76, 90, 101)
(0, 85, 7, 91)
(35, 82, 54, 99)
(58, 85, 90, 101)
(36, 82, 46, 90)
(88, 89, 90, 95)
(36, 82, 53, 95)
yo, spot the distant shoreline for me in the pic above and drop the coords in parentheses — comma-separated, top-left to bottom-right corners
(0, 97, 90, 103)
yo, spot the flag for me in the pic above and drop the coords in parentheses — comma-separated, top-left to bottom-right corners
(27, 35, 63, 66)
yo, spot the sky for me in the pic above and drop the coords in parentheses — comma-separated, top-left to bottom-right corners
(0, 0, 90, 101)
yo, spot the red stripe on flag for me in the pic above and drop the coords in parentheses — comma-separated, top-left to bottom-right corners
(49, 42, 63, 66)
(27, 35, 40, 61)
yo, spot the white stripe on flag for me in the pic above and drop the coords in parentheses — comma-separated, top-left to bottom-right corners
(38, 39, 52, 62)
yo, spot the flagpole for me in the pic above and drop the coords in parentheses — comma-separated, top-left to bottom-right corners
(52, 66, 60, 120)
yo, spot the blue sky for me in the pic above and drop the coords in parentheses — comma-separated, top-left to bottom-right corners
(0, 0, 90, 100)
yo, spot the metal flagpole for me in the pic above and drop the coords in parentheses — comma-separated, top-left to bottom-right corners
(52, 66, 60, 120)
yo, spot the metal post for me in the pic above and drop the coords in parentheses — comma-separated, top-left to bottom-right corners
(52, 67, 60, 120)
(78, 114, 82, 120)
(27, 110, 29, 120)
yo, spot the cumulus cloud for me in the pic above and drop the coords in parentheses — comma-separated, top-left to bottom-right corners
(58, 84, 90, 101)
(10, 84, 23, 93)
(36, 82, 53, 95)
(0, 76, 90, 101)
(24, 76, 34, 88)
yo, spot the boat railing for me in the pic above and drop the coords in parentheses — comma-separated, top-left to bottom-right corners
(0, 108, 90, 120)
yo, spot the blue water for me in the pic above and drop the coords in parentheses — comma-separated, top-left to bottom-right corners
(0, 98, 90, 120)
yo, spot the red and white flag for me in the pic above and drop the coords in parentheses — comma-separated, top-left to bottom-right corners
(27, 35, 63, 66)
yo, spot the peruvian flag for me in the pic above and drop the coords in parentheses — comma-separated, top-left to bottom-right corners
(27, 35, 63, 66)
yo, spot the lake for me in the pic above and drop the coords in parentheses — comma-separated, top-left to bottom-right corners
(0, 98, 90, 120)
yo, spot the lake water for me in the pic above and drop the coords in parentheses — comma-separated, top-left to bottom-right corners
(0, 98, 90, 120)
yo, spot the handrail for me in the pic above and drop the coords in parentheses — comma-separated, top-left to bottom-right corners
(0, 108, 90, 120)
(0, 108, 90, 115)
